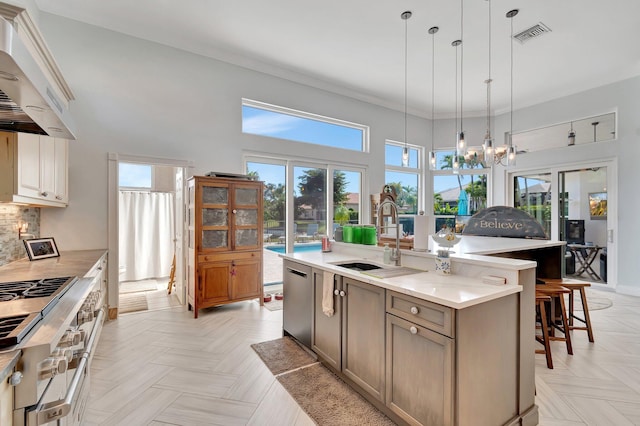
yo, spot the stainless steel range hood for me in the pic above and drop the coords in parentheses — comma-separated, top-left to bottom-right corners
(0, 15, 76, 139)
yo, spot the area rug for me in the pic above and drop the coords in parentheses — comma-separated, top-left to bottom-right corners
(252, 337, 395, 426)
(278, 363, 395, 426)
(119, 279, 159, 294)
(250, 337, 316, 375)
(262, 298, 283, 311)
(119, 293, 149, 314)
(574, 295, 612, 311)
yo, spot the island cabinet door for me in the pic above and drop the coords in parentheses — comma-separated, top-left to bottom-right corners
(386, 314, 454, 426)
(342, 277, 386, 403)
(312, 269, 342, 371)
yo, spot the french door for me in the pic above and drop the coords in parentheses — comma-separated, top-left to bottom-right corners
(246, 156, 365, 283)
(510, 161, 616, 287)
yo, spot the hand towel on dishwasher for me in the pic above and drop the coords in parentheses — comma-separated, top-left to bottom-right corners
(322, 272, 335, 317)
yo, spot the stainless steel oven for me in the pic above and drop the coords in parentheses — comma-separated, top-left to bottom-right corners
(0, 255, 107, 426)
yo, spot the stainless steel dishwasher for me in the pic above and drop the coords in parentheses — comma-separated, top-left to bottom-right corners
(283, 260, 312, 348)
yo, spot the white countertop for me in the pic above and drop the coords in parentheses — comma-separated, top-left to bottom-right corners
(281, 250, 525, 309)
(431, 234, 565, 255)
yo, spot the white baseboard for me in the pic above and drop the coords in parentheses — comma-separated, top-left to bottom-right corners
(615, 284, 640, 297)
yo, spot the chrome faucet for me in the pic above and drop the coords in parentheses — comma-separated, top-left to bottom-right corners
(377, 199, 402, 266)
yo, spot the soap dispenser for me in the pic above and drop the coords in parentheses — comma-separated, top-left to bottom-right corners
(383, 243, 391, 265)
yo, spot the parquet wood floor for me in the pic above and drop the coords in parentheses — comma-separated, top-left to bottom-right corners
(85, 288, 640, 425)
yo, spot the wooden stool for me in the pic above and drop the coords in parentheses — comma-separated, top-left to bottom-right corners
(535, 292, 553, 369)
(538, 278, 594, 342)
(535, 284, 573, 355)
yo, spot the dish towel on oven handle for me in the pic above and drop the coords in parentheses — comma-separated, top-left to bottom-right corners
(322, 272, 335, 317)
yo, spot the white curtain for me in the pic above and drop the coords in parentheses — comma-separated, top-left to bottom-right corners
(119, 191, 175, 281)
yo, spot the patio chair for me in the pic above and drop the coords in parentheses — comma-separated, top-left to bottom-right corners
(306, 223, 319, 239)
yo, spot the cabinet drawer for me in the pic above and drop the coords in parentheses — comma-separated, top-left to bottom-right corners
(386, 291, 455, 338)
(198, 251, 259, 263)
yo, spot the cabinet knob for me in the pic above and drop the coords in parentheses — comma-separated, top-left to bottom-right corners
(339, 290, 346, 297)
(410, 306, 419, 315)
(334, 289, 339, 296)
(41, 191, 48, 197)
(232, 209, 237, 214)
(55, 195, 62, 200)
(409, 326, 418, 335)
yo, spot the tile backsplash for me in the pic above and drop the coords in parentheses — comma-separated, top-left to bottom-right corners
(0, 205, 40, 267)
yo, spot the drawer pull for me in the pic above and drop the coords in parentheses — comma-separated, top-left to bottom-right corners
(409, 326, 418, 335)
(410, 306, 419, 315)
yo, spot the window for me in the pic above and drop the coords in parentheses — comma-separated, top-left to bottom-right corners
(431, 148, 488, 233)
(119, 163, 152, 189)
(242, 99, 368, 151)
(385, 141, 422, 234)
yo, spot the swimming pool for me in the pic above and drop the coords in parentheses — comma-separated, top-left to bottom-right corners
(265, 243, 321, 254)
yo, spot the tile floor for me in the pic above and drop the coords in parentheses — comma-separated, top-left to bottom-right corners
(87, 286, 640, 425)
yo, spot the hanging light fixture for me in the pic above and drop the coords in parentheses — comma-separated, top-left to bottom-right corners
(456, 0, 467, 159)
(482, 0, 495, 165)
(401, 11, 412, 167)
(452, 38, 461, 173)
(568, 121, 576, 145)
(505, 8, 518, 167)
(428, 26, 439, 171)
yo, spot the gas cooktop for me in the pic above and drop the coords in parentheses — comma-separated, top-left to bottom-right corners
(0, 276, 78, 349)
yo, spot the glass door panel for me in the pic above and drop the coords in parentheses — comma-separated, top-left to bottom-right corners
(235, 187, 258, 205)
(294, 166, 327, 244)
(514, 173, 552, 238)
(246, 161, 286, 285)
(558, 168, 608, 283)
(333, 169, 361, 234)
(202, 186, 228, 203)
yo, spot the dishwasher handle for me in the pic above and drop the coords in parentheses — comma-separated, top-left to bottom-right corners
(286, 267, 308, 278)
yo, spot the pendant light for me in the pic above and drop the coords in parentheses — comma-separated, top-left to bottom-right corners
(452, 38, 461, 173)
(428, 26, 439, 171)
(456, 0, 467, 159)
(506, 9, 518, 166)
(482, 0, 495, 165)
(401, 11, 412, 167)
(568, 121, 576, 145)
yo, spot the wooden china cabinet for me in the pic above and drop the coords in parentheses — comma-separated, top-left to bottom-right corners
(187, 175, 264, 318)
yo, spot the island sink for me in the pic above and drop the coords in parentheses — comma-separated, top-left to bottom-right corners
(332, 261, 383, 271)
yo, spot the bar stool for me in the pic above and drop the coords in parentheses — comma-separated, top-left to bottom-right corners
(538, 278, 594, 342)
(535, 292, 553, 369)
(535, 284, 573, 355)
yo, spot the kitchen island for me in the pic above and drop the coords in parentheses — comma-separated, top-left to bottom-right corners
(281, 241, 539, 426)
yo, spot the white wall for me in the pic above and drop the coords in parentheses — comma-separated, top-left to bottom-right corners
(37, 13, 640, 295)
(37, 13, 429, 251)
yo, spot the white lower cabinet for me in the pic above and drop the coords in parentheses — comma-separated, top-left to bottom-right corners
(312, 270, 386, 402)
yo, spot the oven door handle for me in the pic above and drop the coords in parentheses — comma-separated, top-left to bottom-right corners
(34, 308, 105, 425)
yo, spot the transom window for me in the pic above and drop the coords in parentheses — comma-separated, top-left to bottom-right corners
(119, 163, 152, 189)
(242, 99, 369, 152)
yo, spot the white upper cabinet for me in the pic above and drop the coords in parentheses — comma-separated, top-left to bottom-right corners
(0, 131, 69, 207)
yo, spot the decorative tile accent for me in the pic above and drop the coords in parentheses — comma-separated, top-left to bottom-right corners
(0, 205, 40, 266)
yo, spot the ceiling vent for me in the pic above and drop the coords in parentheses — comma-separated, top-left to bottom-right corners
(513, 22, 551, 43)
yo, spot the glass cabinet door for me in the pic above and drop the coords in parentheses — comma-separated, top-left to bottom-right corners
(234, 185, 261, 249)
(200, 184, 230, 250)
